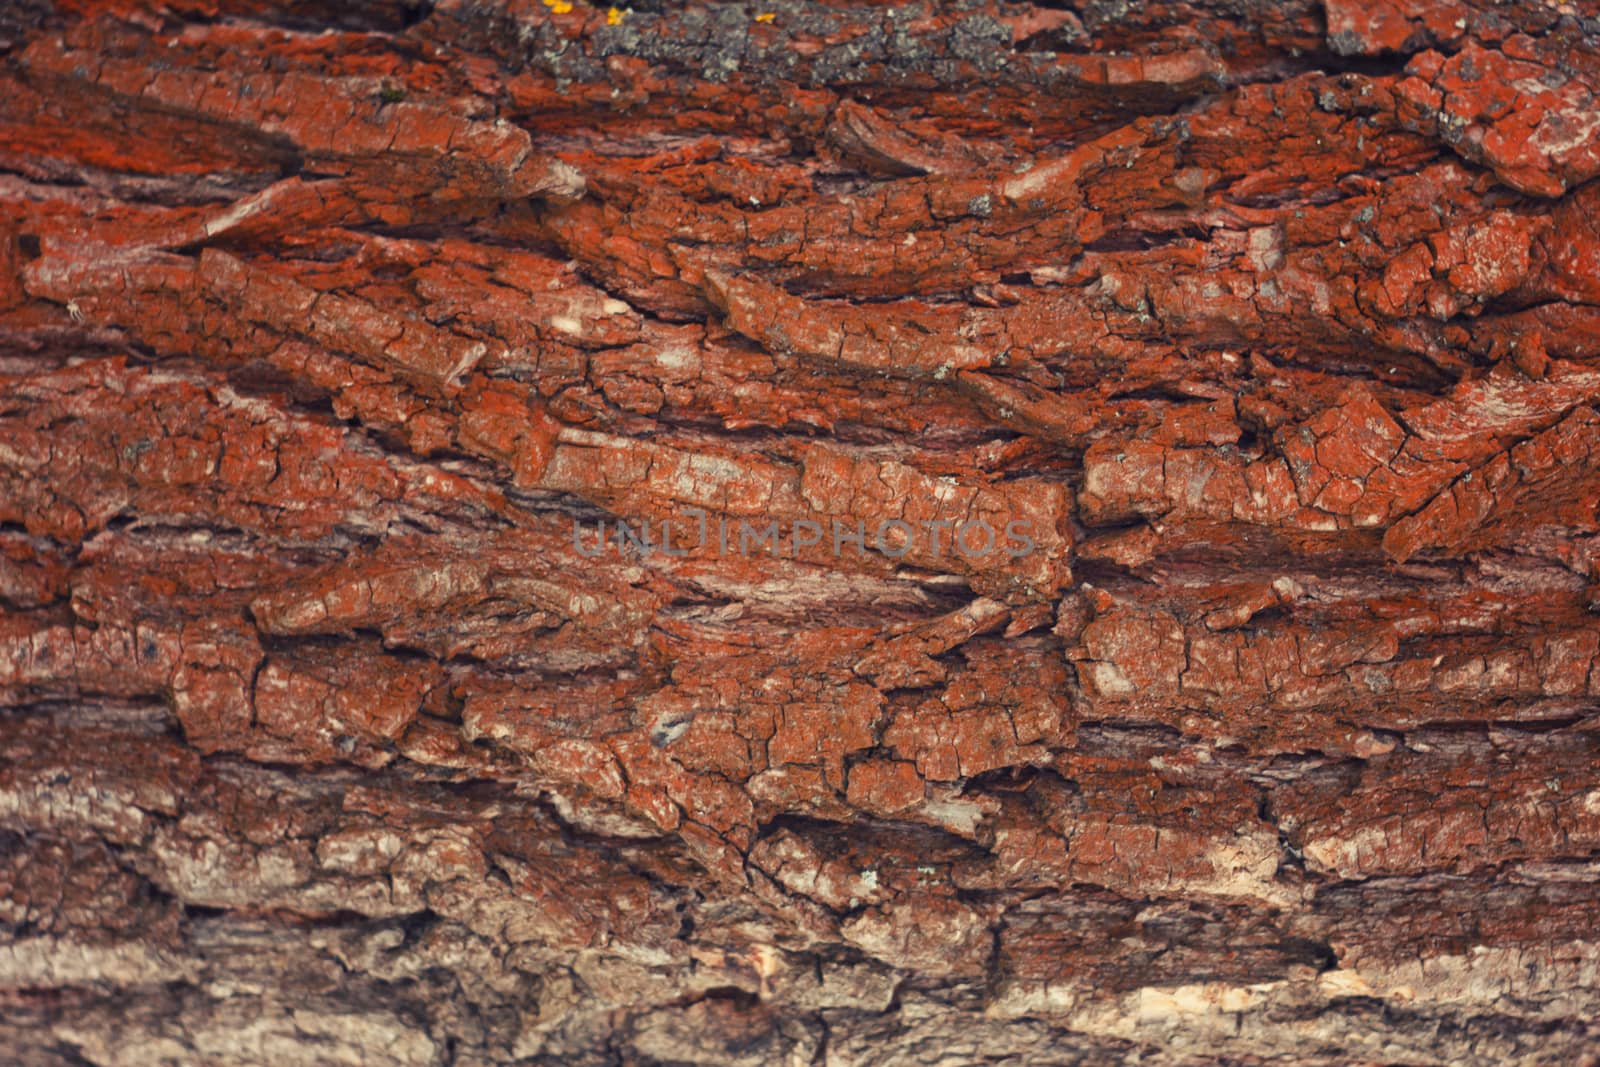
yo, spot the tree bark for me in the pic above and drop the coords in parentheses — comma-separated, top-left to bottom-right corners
(4, 0, 1600, 1064)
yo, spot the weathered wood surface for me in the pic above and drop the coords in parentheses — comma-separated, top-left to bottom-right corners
(3, 1, 1600, 1063)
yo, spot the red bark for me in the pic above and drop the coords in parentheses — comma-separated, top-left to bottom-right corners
(3, 1, 1600, 1064)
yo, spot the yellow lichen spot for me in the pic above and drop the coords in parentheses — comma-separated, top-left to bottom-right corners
(606, 6, 626, 24)
(754, 12, 776, 23)
(542, 0, 573, 13)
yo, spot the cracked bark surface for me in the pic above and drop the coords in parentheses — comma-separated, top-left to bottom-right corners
(3, 0, 1600, 1063)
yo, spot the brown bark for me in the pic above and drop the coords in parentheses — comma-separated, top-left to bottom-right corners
(3, 0, 1600, 1063)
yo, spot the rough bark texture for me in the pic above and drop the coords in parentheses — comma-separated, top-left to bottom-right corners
(4, 0, 1600, 1064)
